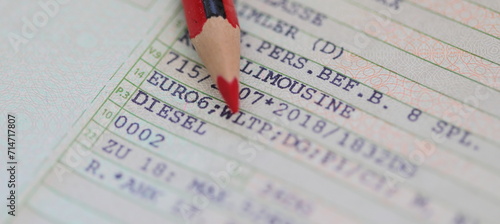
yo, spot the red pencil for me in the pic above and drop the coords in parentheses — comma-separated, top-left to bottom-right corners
(181, 0, 241, 113)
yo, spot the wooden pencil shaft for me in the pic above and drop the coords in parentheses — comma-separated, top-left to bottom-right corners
(191, 16, 240, 82)
(203, 0, 226, 18)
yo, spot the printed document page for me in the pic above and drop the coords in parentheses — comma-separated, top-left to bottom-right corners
(0, 0, 171, 199)
(2, 0, 500, 223)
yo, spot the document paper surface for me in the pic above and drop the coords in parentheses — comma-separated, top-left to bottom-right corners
(4, 0, 500, 223)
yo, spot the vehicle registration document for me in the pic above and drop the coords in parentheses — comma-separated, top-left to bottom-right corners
(1, 0, 499, 223)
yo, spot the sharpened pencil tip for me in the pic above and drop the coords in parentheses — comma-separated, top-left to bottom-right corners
(217, 76, 240, 114)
